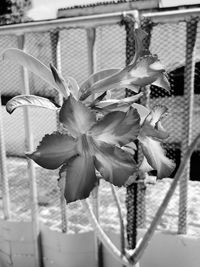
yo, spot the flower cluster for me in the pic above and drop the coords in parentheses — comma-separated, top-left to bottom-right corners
(3, 28, 175, 203)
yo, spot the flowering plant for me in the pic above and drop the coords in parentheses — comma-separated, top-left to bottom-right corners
(3, 27, 183, 266)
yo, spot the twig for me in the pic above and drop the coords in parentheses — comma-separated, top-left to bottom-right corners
(110, 184, 126, 258)
(129, 133, 200, 264)
(82, 199, 135, 267)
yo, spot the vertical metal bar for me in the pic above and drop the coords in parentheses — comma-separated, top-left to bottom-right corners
(87, 27, 103, 267)
(178, 18, 198, 234)
(17, 35, 42, 267)
(50, 30, 67, 233)
(122, 12, 147, 253)
(87, 27, 97, 101)
(0, 95, 10, 219)
(122, 13, 138, 251)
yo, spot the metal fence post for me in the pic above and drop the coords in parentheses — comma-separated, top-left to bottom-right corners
(87, 27, 103, 267)
(122, 13, 139, 250)
(178, 17, 198, 234)
(0, 95, 10, 220)
(50, 30, 67, 234)
(17, 34, 42, 267)
(121, 12, 147, 250)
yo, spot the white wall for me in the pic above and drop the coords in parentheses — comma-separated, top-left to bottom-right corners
(2, 106, 57, 156)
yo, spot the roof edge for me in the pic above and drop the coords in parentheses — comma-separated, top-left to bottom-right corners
(57, 0, 159, 18)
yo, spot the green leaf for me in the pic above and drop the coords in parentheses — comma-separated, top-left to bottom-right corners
(90, 107, 140, 147)
(59, 95, 96, 137)
(79, 70, 124, 101)
(92, 93, 143, 113)
(93, 141, 137, 186)
(59, 154, 97, 203)
(129, 28, 149, 65)
(26, 132, 78, 169)
(68, 76, 80, 100)
(2, 48, 69, 97)
(6, 95, 58, 114)
(50, 64, 70, 98)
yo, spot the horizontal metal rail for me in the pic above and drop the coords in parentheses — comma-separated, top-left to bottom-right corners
(0, 7, 200, 35)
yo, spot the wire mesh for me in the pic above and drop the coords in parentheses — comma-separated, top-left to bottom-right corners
(0, 14, 200, 237)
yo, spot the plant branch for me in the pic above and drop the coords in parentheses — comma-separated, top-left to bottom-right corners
(129, 133, 200, 264)
(82, 199, 137, 267)
(110, 184, 126, 258)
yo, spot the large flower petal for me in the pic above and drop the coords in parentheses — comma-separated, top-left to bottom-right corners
(140, 123, 169, 140)
(58, 154, 97, 203)
(140, 105, 169, 140)
(80, 55, 168, 101)
(139, 136, 175, 179)
(93, 141, 137, 186)
(59, 95, 96, 137)
(26, 132, 78, 169)
(124, 55, 166, 88)
(89, 107, 140, 146)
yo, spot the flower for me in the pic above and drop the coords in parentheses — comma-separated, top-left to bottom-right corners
(25, 95, 140, 203)
(79, 28, 170, 101)
(3, 28, 174, 202)
(139, 105, 175, 179)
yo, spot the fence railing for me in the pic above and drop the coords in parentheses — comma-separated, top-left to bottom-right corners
(0, 7, 200, 266)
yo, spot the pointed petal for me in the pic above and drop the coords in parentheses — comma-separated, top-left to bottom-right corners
(59, 95, 96, 137)
(121, 142, 137, 156)
(152, 72, 170, 92)
(139, 156, 153, 173)
(79, 68, 120, 98)
(2, 48, 68, 98)
(50, 64, 70, 98)
(141, 123, 169, 140)
(58, 155, 97, 203)
(145, 105, 168, 127)
(90, 107, 140, 146)
(139, 136, 175, 179)
(119, 55, 168, 95)
(132, 103, 150, 123)
(6, 95, 58, 114)
(93, 141, 137, 186)
(26, 132, 78, 169)
(141, 105, 169, 140)
(126, 55, 165, 87)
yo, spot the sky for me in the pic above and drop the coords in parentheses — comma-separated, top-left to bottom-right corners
(27, 0, 199, 21)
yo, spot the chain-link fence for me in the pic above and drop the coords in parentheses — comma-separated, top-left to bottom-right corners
(0, 11, 200, 238)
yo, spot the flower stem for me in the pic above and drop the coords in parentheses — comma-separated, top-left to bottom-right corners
(110, 184, 126, 258)
(129, 133, 200, 264)
(82, 199, 136, 267)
